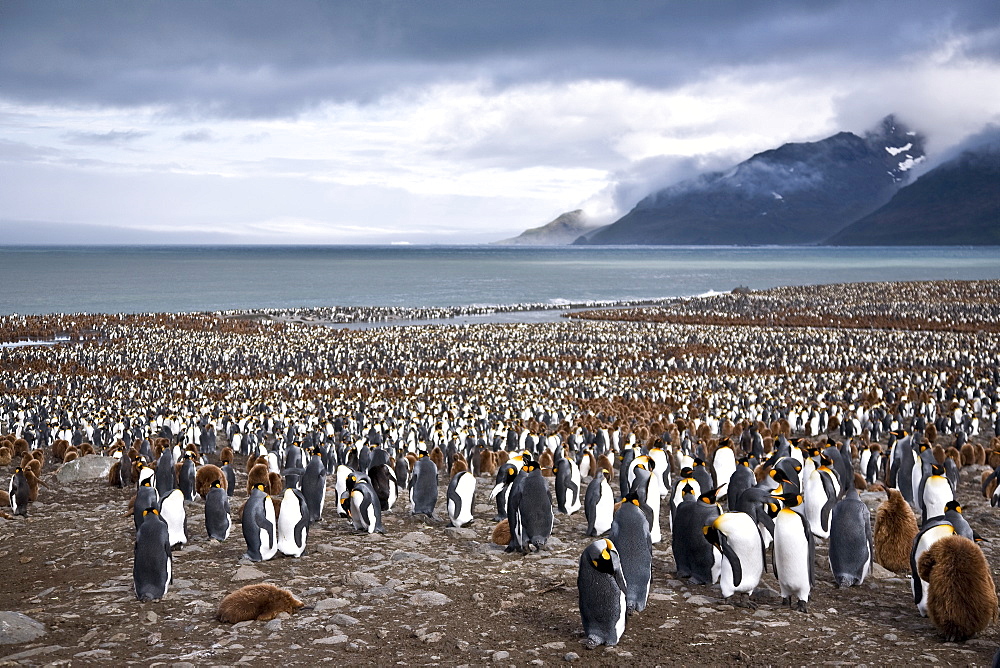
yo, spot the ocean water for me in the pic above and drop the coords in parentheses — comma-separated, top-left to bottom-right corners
(1, 245, 998, 315)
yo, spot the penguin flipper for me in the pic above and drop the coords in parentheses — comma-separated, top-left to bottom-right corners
(719, 534, 743, 588)
(820, 494, 837, 534)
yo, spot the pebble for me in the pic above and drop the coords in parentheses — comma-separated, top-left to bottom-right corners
(314, 598, 349, 611)
(314, 635, 348, 645)
(0, 611, 47, 645)
(232, 565, 267, 581)
(492, 650, 510, 662)
(408, 591, 452, 607)
(564, 652, 580, 662)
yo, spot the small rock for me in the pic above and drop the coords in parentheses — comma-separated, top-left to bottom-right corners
(146, 611, 158, 623)
(0, 611, 47, 645)
(883, 633, 898, 641)
(492, 650, 510, 662)
(870, 562, 896, 579)
(443, 527, 477, 540)
(564, 652, 580, 662)
(543, 641, 566, 650)
(343, 572, 380, 588)
(264, 619, 282, 632)
(401, 531, 432, 545)
(686, 595, 716, 605)
(331, 614, 359, 626)
(314, 634, 348, 645)
(314, 598, 349, 611)
(408, 591, 452, 607)
(232, 565, 267, 582)
(420, 632, 444, 644)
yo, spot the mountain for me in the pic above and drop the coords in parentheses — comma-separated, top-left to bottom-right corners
(575, 115, 925, 245)
(824, 142, 1000, 245)
(493, 210, 599, 245)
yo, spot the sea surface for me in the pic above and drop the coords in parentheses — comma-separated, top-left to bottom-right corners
(1, 245, 998, 316)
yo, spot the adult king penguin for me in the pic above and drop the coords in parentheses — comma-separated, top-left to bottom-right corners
(578, 538, 628, 649)
(828, 485, 872, 587)
(703, 511, 765, 608)
(204, 479, 231, 541)
(242, 483, 278, 562)
(133, 507, 171, 602)
(584, 469, 615, 537)
(609, 492, 653, 614)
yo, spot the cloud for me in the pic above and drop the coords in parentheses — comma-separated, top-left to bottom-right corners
(1, 1, 998, 242)
(63, 129, 150, 145)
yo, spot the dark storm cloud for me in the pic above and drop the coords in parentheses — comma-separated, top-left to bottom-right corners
(2, 0, 998, 118)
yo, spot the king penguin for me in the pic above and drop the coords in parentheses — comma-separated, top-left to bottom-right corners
(703, 511, 765, 607)
(553, 455, 582, 515)
(9, 467, 29, 516)
(204, 479, 231, 541)
(609, 492, 653, 614)
(672, 486, 723, 584)
(242, 483, 278, 562)
(300, 447, 328, 523)
(220, 458, 236, 497)
(507, 456, 554, 553)
(133, 479, 160, 530)
(578, 538, 628, 649)
(910, 518, 957, 616)
(804, 453, 841, 539)
(409, 450, 439, 518)
(159, 488, 188, 550)
(446, 470, 476, 528)
(584, 469, 615, 537)
(346, 475, 384, 534)
(726, 458, 756, 512)
(133, 507, 171, 602)
(276, 487, 309, 557)
(918, 464, 955, 524)
(828, 485, 872, 587)
(628, 461, 662, 544)
(771, 492, 814, 612)
(489, 462, 519, 521)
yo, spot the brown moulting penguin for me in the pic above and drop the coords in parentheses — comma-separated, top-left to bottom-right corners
(918, 535, 998, 642)
(216, 584, 305, 623)
(873, 487, 918, 572)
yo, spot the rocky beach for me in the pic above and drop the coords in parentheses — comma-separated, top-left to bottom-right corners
(1, 280, 999, 666)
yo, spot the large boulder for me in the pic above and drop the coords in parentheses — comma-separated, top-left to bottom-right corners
(57, 454, 113, 483)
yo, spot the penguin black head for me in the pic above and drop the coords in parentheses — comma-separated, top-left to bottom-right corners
(589, 538, 619, 575)
(702, 517, 721, 548)
(819, 453, 834, 469)
(141, 507, 160, 517)
(693, 458, 706, 467)
(14, 466, 23, 474)
(931, 464, 945, 476)
(738, 457, 751, 468)
(221, 459, 230, 466)
(254, 483, 267, 492)
(772, 492, 803, 509)
(680, 466, 693, 478)
(944, 500, 962, 514)
(141, 479, 152, 487)
(346, 473, 358, 490)
(210, 479, 223, 489)
(698, 486, 722, 505)
(621, 490, 642, 507)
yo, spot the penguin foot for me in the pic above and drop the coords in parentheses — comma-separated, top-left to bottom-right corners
(781, 596, 791, 608)
(581, 636, 602, 650)
(794, 599, 808, 613)
(731, 593, 757, 610)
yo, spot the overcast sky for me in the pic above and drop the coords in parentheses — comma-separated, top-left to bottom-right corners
(1, 1, 998, 244)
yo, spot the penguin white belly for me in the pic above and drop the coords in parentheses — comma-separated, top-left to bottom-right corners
(922, 480, 953, 519)
(713, 451, 736, 498)
(260, 509, 278, 561)
(912, 525, 955, 616)
(364, 503, 377, 534)
(566, 469, 582, 514)
(614, 590, 626, 642)
(804, 474, 834, 538)
(774, 515, 811, 602)
(593, 485, 614, 536)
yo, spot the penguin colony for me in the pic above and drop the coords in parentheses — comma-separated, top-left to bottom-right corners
(1, 279, 999, 662)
